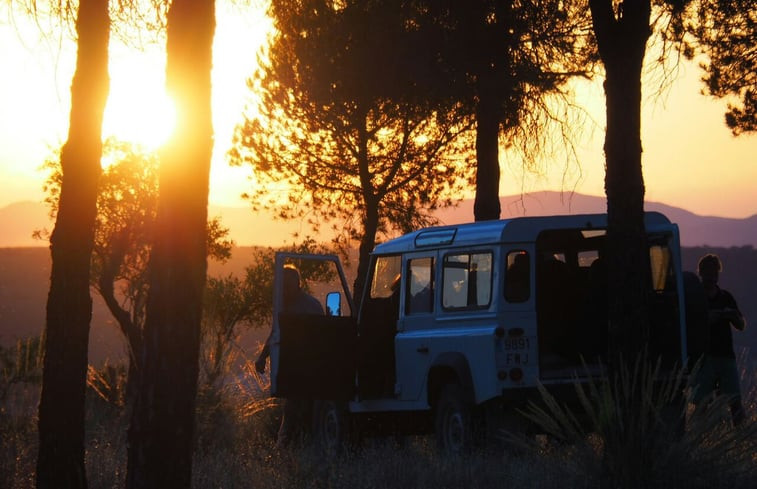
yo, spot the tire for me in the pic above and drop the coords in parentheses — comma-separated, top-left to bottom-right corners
(312, 400, 350, 453)
(435, 383, 473, 454)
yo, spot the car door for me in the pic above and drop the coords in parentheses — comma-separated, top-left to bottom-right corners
(270, 252, 358, 400)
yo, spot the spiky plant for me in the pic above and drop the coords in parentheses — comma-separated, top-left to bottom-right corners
(513, 352, 757, 489)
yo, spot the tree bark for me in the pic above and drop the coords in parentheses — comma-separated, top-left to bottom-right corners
(473, 86, 502, 222)
(352, 108, 378, 304)
(354, 197, 380, 306)
(589, 0, 652, 362)
(125, 0, 216, 486)
(97, 266, 142, 403)
(36, 1, 110, 487)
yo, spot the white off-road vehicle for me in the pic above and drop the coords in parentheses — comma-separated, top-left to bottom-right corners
(267, 212, 690, 452)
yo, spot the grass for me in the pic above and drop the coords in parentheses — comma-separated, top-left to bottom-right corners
(2, 353, 756, 489)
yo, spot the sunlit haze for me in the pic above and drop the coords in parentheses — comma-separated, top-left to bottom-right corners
(0, 4, 755, 219)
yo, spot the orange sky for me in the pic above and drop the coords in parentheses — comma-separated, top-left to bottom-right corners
(1, 6, 756, 219)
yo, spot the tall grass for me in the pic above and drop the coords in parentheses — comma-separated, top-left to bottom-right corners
(2, 348, 755, 488)
(512, 353, 757, 489)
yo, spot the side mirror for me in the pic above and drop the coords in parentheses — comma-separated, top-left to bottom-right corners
(326, 292, 341, 316)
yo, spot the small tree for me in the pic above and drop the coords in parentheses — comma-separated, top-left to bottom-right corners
(39, 139, 233, 403)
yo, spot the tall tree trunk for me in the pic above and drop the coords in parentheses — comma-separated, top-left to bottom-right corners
(353, 197, 380, 306)
(126, 0, 216, 486)
(590, 4, 653, 487)
(473, 80, 502, 221)
(590, 0, 652, 365)
(36, 1, 110, 487)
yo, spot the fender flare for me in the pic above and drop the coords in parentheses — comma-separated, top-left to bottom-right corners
(427, 352, 476, 406)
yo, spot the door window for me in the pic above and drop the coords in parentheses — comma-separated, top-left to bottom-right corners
(442, 252, 492, 310)
(407, 257, 434, 314)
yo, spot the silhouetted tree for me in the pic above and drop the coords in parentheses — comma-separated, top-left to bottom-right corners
(38, 140, 232, 403)
(35, 0, 109, 487)
(126, 0, 216, 485)
(410, 0, 595, 221)
(689, 0, 756, 134)
(588, 0, 655, 362)
(230, 0, 475, 300)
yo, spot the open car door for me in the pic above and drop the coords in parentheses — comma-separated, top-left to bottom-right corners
(270, 252, 358, 400)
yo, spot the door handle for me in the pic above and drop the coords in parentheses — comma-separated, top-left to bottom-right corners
(416, 346, 429, 353)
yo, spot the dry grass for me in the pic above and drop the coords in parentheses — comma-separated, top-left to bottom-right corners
(2, 355, 756, 489)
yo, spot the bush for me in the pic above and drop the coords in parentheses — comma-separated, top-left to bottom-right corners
(513, 353, 757, 489)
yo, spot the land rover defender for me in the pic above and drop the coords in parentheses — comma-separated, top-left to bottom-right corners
(267, 212, 689, 452)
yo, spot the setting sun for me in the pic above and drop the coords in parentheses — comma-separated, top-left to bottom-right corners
(102, 81, 176, 151)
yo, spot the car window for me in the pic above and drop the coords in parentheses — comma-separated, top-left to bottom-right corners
(407, 257, 434, 314)
(442, 252, 492, 310)
(370, 255, 402, 299)
(505, 250, 530, 303)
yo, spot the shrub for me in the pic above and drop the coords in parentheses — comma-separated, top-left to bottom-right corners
(513, 353, 757, 489)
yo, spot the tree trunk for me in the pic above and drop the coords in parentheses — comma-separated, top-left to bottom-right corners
(353, 197, 380, 306)
(589, 0, 652, 365)
(352, 109, 378, 303)
(98, 265, 142, 404)
(473, 85, 501, 222)
(36, 1, 110, 487)
(125, 0, 216, 486)
(603, 60, 652, 361)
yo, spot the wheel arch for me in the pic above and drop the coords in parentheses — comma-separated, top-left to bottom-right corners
(427, 352, 475, 408)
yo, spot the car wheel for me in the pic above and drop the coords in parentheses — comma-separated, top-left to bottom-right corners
(312, 400, 349, 453)
(435, 383, 473, 454)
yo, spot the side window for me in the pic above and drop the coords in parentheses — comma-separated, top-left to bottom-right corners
(370, 255, 402, 299)
(505, 250, 530, 303)
(407, 257, 435, 314)
(442, 252, 492, 310)
(649, 244, 672, 292)
(577, 250, 599, 268)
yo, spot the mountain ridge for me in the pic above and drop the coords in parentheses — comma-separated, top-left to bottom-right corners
(3, 192, 756, 248)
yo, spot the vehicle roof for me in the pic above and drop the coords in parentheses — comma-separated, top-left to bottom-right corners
(373, 212, 673, 255)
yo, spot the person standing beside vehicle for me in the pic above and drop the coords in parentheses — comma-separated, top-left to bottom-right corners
(255, 265, 324, 447)
(694, 253, 747, 426)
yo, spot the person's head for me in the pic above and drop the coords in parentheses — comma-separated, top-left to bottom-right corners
(282, 266, 302, 302)
(698, 254, 722, 286)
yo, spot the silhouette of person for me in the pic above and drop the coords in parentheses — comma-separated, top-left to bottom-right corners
(693, 254, 747, 426)
(255, 265, 324, 447)
(505, 252, 530, 303)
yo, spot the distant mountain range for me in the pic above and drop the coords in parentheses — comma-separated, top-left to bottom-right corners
(2, 192, 756, 248)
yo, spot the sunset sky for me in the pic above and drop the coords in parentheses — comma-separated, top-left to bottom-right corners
(1, 5, 755, 219)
